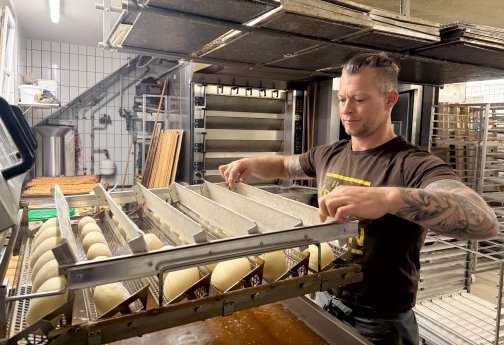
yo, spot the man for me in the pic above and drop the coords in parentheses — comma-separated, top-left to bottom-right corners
(219, 52, 498, 344)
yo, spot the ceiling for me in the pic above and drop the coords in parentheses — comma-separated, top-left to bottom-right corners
(11, 0, 121, 47)
(10, 0, 504, 48)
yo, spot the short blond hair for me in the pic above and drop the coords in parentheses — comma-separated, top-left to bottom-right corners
(342, 52, 399, 93)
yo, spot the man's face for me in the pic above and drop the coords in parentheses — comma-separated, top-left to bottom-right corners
(338, 67, 395, 138)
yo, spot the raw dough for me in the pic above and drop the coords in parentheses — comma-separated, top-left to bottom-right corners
(32, 226, 60, 251)
(26, 276, 68, 325)
(34, 224, 59, 241)
(82, 232, 107, 253)
(32, 259, 59, 292)
(87, 243, 112, 260)
(92, 256, 109, 261)
(30, 237, 64, 269)
(39, 218, 58, 233)
(260, 250, 287, 282)
(143, 233, 163, 251)
(112, 215, 120, 226)
(78, 216, 96, 233)
(81, 223, 102, 238)
(31, 250, 56, 279)
(211, 258, 251, 292)
(93, 282, 130, 314)
(117, 225, 126, 239)
(307, 242, 335, 272)
(163, 267, 200, 302)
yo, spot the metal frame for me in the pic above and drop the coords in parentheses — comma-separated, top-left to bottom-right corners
(1, 183, 363, 344)
(423, 102, 504, 344)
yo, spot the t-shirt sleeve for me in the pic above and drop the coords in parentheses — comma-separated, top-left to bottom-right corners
(298, 149, 317, 178)
(299, 141, 347, 179)
(402, 151, 460, 189)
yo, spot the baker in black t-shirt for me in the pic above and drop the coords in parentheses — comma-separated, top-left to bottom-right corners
(219, 52, 498, 345)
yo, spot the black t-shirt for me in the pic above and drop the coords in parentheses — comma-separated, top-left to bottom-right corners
(299, 136, 458, 312)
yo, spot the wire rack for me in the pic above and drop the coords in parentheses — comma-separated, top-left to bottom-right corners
(75, 218, 146, 320)
(395, 102, 504, 344)
(7, 235, 36, 342)
(415, 234, 504, 345)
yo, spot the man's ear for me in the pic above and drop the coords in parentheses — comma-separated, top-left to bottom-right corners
(386, 89, 399, 109)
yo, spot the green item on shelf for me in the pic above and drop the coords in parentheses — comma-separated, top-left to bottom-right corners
(28, 208, 75, 222)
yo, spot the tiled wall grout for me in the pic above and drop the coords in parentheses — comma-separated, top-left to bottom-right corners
(21, 39, 138, 186)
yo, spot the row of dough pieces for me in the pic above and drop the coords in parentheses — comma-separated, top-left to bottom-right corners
(103, 213, 337, 305)
(26, 216, 336, 324)
(25, 216, 130, 324)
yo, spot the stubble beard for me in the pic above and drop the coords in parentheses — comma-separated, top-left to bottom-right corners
(343, 121, 370, 138)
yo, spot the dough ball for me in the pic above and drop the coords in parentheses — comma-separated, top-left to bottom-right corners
(93, 282, 130, 314)
(87, 243, 112, 260)
(39, 218, 58, 233)
(26, 276, 68, 325)
(81, 223, 102, 238)
(117, 225, 126, 239)
(35, 224, 59, 242)
(32, 259, 59, 292)
(260, 250, 287, 282)
(32, 226, 60, 251)
(30, 237, 64, 269)
(78, 216, 96, 233)
(143, 233, 163, 251)
(211, 258, 251, 292)
(163, 267, 200, 302)
(83, 232, 107, 253)
(307, 242, 335, 272)
(92, 256, 109, 261)
(153, 213, 161, 223)
(32, 250, 56, 279)
(112, 215, 119, 226)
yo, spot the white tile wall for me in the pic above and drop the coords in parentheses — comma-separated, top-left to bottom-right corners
(20, 38, 137, 186)
(440, 79, 504, 103)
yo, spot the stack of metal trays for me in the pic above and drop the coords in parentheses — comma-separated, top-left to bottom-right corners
(257, 0, 439, 75)
(337, 5, 440, 51)
(117, 0, 280, 54)
(413, 22, 504, 70)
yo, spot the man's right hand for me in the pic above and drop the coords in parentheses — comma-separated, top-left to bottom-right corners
(218, 159, 252, 188)
(219, 156, 296, 188)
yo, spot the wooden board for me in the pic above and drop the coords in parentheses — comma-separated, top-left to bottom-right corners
(143, 130, 183, 188)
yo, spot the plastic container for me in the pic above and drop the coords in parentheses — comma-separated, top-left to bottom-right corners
(28, 208, 76, 221)
(18, 85, 42, 104)
(100, 158, 116, 176)
(37, 79, 58, 96)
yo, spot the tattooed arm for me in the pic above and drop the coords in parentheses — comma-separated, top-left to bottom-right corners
(394, 179, 498, 239)
(219, 155, 308, 187)
(318, 179, 497, 240)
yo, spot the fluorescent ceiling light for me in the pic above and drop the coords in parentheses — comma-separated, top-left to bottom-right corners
(49, 0, 60, 24)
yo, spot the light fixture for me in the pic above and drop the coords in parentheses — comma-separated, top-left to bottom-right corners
(49, 0, 60, 24)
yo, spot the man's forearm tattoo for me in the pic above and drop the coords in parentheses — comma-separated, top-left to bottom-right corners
(395, 180, 496, 239)
(287, 156, 307, 179)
